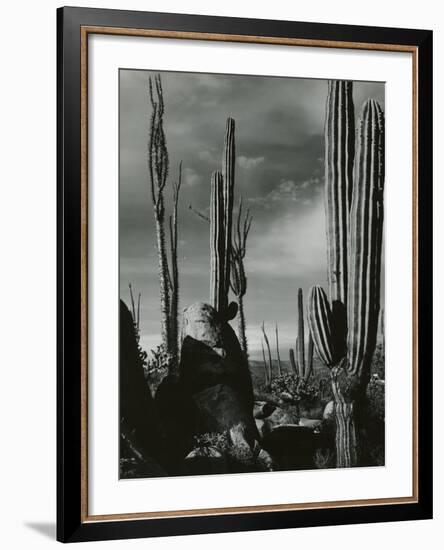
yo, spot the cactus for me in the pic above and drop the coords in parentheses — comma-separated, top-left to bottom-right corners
(307, 285, 336, 367)
(307, 84, 385, 467)
(289, 348, 298, 376)
(209, 118, 236, 314)
(222, 117, 235, 311)
(168, 162, 182, 367)
(291, 288, 314, 388)
(347, 99, 385, 380)
(261, 322, 273, 387)
(296, 288, 306, 378)
(275, 324, 282, 377)
(210, 171, 225, 312)
(230, 198, 252, 355)
(325, 81, 355, 306)
(261, 341, 270, 389)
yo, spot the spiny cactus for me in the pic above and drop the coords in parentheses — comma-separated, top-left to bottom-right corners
(291, 288, 314, 386)
(307, 285, 336, 367)
(148, 74, 171, 353)
(230, 198, 252, 355)
(347, 99, 385, 379)
(307, 84, 385, 467)
(325, 81, 355, 306)
(168, 162, 182, 366)
(209, 118, 236, 314)
(210, 171, 225, 312)
(275, 324, 282, 377)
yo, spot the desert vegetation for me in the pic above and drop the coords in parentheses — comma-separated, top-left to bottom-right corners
(119, 74, 385, 478)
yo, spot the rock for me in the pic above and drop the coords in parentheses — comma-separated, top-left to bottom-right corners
(154, 375, 197, 470)
(192, 383, 259, 447)
(183, 446, 228, 475)
(298, 399, 324, 420)
(186, 446, 222, 459)
(280, 391, 294, 402)
(261, 425, 318, 470)
(298, 417, 323, 430)
(253, 401, 276, 419)
(262, 406, 299, 437)
(255, 418, 264, 437)
(120, 300, 162, 463)
(323, 400, 335, 420)
(180, 302, 255, 410)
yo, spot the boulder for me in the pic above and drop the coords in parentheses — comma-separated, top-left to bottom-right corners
(120, 300, 162, 464)
(262, 405, 299, 437)
(261, 425, 318, 470)
(180, 302, 255, 410)
(298, 417, 323, 430)
(183, 446, 228, 475)
(323, 400, 335, 420)
(192, 383, 259, 447)
(254, 401, 276, 419)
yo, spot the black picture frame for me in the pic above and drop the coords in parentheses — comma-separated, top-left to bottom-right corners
(57, 6, 433, 543)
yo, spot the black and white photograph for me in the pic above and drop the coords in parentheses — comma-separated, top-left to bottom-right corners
(119, 69, 386, 479)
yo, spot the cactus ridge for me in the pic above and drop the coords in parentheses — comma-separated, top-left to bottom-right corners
(307, 285, 336, 367)
(347, 99, 385, 377)
(325, 81, 355, 306)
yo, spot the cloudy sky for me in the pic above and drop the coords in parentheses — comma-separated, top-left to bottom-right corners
(119, 69, 384, 360)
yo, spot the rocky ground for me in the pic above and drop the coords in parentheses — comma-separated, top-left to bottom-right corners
(120, 300, 385, 479)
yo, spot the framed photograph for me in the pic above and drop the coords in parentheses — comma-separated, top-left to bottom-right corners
(57, 6, 433, 543)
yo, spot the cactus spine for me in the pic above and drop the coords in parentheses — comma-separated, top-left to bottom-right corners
(325, 81, 355, 306)
(308, 83, 385, 467)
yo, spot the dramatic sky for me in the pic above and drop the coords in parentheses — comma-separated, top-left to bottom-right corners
(119, 69, 384, 360)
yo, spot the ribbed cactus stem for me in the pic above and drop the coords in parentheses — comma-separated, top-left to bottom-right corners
(296, 288, 305, 378)
(289, 348, 298, 376)
(210, 171, 225, 312)
(222, 117, 235, 312)
(347, 99, 385, 379)
(305, 332, 314, 382)
(307, 285, 336, 367)
(325, 81, 355, 306)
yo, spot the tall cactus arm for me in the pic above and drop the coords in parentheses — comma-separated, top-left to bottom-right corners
(296, 288, 306, 378)
(222, 118, 235, 309)
(347, 99, 385, 379)
(210, 171, 225, 312)
(325, 81, 355, 306)
(307, 285, 336, 367)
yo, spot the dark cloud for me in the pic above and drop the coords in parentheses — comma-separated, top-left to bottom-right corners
(120, 69, 385, 358)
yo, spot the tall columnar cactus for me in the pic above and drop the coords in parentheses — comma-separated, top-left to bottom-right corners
(290, 288, 314, 386)
(325, 81, 355, 306)
(209, 118, 236, 314)
(147, 74, 171, 355)
(308, 85, 385, 468)
(347, 99, 385, 380)
(210, 171, 225, 312)
(230, 198, 252, 355)
(168, 162, 182, 367)
(222, 117, 235, 310)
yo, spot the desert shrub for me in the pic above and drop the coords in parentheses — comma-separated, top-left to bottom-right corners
(144, 343, 173, 392)
(270, 373, 300, 398)
(192, 432, 230, 454)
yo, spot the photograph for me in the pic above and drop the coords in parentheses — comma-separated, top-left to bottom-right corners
(119, 69, 386, 479)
